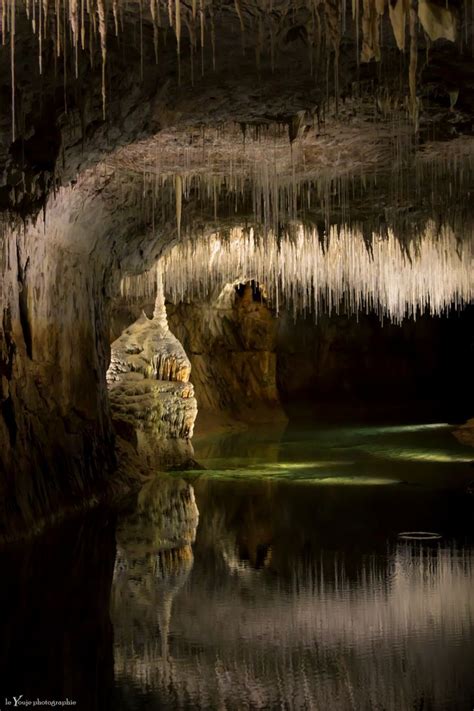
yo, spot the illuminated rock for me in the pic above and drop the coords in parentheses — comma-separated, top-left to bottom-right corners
(108, 268, 198, 469)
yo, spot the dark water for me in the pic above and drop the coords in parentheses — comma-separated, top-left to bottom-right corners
(1, 422, 473, 710)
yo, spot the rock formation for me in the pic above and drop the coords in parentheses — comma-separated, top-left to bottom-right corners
(108, 266, 197, 470)
(453, 418, 474, 447)
(167, 281, 288, 433)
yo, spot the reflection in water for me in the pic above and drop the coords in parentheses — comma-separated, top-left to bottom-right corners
(0, 425, 472, 710)
(111, 426, 474, 710)
(112, 477, 198, 689)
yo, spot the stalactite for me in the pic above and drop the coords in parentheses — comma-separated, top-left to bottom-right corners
(175, 0, 181, 81)
(175, 174, 182, 237)
(361, 0, 381, 61)
(389, 0, 408, 50)
(209, 0, 216, 70)
(150, 0, 159, 62)
(39, 0, 43, 73)
(2, 1, 7, 46)
(63, 0, 68, 111)
(185, 15, 196, 83)
(256, 13, 263, 74)
(200, 0, 205, 75)
(80, 0, 85, 48)
(139, 0, 144, 80)
(418, 0, 456, 42)
(0, 0, 464, 136)
(43, 0, 49, 36)
(234, 0, 245, 53)
(113, 0, 119, 37)
(353, 0, 360, 63)
(409, 0, 418, 125)
(11, 0, 16, 142)
(120, 223, 473, 325)
(70, 0, 79, 78)
(324, 0, 341, 110)
(54, 0, 60, 56)
(97, 0, 107, 119)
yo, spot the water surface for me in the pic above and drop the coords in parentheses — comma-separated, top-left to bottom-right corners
(1, 421, 473, 710)
(113, 421, 474, 710)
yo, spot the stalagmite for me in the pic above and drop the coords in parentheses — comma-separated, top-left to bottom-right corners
(153, 261, 168, 328)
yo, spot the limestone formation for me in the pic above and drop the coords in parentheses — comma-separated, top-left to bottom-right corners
(108, 268, 198, 470)
(167, 282, 288, 433)
(126, 224, 472, 326)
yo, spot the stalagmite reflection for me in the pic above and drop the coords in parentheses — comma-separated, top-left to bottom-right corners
(112, 476, 199, 683)
(122, 222, 472, 324)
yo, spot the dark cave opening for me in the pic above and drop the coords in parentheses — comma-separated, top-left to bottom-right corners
(276, 305, 474, 424)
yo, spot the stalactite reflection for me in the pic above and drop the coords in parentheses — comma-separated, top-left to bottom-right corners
(111, 468, 474, 711)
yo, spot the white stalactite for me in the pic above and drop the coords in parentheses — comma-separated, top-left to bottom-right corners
(121, 223, 472, 325)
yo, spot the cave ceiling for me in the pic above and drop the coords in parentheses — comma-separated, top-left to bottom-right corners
(0, 0, 473, 250)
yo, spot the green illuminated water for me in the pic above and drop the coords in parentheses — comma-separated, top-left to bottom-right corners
(182, 420, 474, 489)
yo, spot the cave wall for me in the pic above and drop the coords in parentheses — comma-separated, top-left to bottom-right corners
(166, 284, 288, 433)
(0, 164, 178, 540)
(0, 205, 115, 539)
